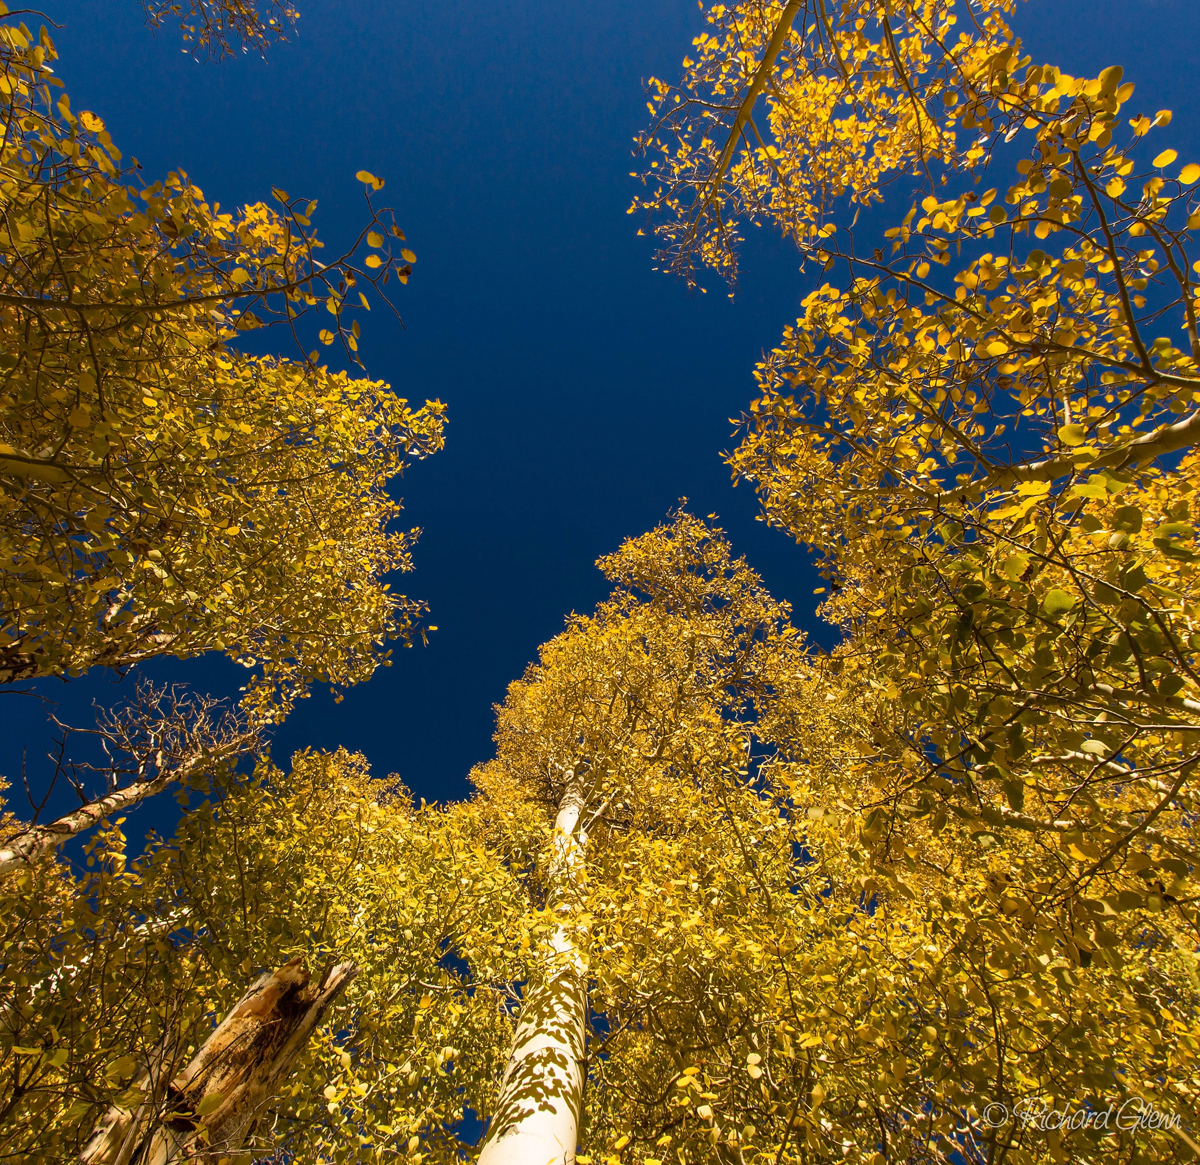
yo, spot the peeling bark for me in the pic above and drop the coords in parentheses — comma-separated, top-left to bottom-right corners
(79, 957, 356, 1165)
(479, 771, 589, 1165)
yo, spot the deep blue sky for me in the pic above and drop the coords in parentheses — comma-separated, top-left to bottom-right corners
(3, 0, 1199, 827)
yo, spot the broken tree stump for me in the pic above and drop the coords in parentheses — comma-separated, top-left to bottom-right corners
(80, 956, 357, 1165)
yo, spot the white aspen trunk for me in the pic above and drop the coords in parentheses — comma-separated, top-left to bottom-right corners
(79, 957, 356, 1165)
(479, 772, 589, 1165)
(0, 743, 242, 877)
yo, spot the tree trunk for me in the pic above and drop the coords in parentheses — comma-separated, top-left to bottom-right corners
(0, 738, 252, 878)
(479, 772, 589, 1165)
(79, 957, 356, 1165)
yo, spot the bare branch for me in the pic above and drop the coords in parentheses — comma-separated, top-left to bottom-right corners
(0, 681, 260, 876)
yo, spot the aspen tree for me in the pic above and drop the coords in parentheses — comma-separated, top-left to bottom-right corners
(0, 13, 442, 718)
(0, 750, 522, 1163)
(636, 4, 1200, 1158)
(471, 512, 801, 1165)
(641, 0, 1200, 877)
(478, 770, 589, 1165)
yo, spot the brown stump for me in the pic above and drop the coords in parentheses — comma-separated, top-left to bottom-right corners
(80, 957, 357, 1165)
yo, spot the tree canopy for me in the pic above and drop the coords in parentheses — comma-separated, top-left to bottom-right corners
(3, 2, 1200, 1163)
(0, 11, 442, 720)
(0, 748, 522, 1164)
(632, 0, 1200, 1158)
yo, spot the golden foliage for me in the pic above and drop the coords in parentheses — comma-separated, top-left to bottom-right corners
(0, 16, 443, 717)
(0, 749, 523, 1164)
(142, 0, 300, 60)
(722, 43, 1200, 931)
(634, 0, 1021, 286)
(469, 514, 816, 1162)
(637, 4, 1200, 1158)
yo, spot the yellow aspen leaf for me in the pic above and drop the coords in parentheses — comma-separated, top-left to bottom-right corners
(1001, 552, 1029, 581)
(194, 1092, 225, 1117)
(1042, 589, 1076, 615)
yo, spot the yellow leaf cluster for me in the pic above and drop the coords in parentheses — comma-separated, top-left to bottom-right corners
(0, 17, 443, 719)
(637, 5, 1200, 1157)
(0, 749, 524, 1164)
(143, 0, 300, 62)
(634, 0, 1021, 286)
